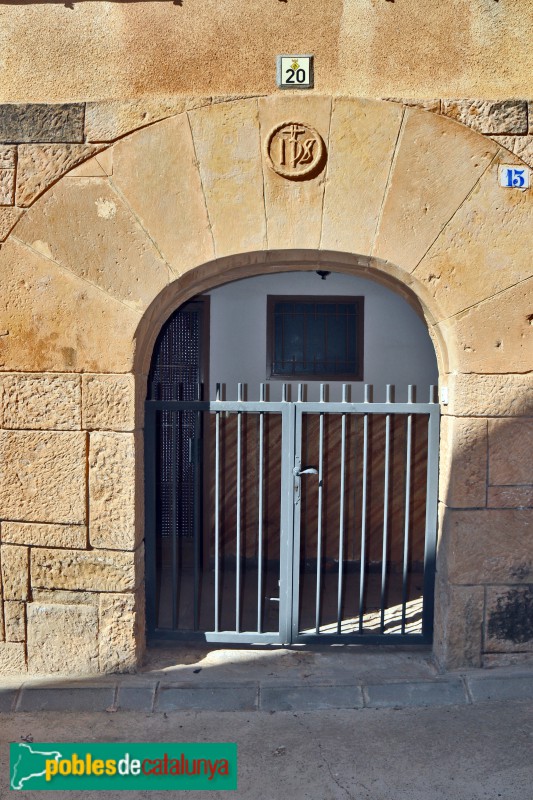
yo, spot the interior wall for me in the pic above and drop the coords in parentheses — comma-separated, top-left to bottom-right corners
(206, 271, 438, 403)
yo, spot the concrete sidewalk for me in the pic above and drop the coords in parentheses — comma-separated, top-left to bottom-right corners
(1, 646, 532, 713)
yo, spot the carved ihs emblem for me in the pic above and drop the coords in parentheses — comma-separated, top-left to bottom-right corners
(266, 121, 325, 179)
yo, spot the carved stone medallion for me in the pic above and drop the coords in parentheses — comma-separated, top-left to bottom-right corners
(265, 121, 325, 179)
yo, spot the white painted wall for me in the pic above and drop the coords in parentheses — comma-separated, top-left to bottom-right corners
(206, 271, 438, 402)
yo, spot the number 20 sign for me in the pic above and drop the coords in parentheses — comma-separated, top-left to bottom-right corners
(276, 55, 314, 89)
(499, 165, 530, 190)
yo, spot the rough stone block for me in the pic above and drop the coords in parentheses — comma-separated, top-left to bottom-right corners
(0, 238, 140, 373)
(443, 373, 533, 418)
(27, 603, 99, 674)
(0, 104, 85, 144)
(0, 207, 22, 240)
(1, 522, 87, 549)
(82, 374, 136, 431)
(0, 373, 81, 430)
(485, 586, 533, 653)
(98, 588, 144, 673)
(31, 546, 143, 592)
(15, 177, 170, 312)
(31, 589, 98, 605)
(3, 601, 25, 642)
(0, 642, 27, 674)
(482, 652, 533, 668)
(0, 431, 86, 524)
(89, 432, 139, 550)
(383, 98, 441, 113)
(16, 144, 103, 207)
(487, 486, 533, 509)
(1, 546, 29, 600)
(439, 416, 487, 508)
(441, 100, 528, 135)
(0, 146, 16, 169)
(489, 419, 533, 486)
(0, 169, 15, 205)
(436, 277, 533, 374)
(433, 578, 484, 669)
(112, 114, 214, 276)
(491, 135, 533, 168)
(443, 509, 532, 585)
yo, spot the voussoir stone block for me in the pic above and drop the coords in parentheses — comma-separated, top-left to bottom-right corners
(89, 432, 140, 550)
(436, 277, 533, 374)
(82, 374, 136, 431)
(441, 100, 528, 135)
(4, 601, 25, 642)
(31, 546, 143, 592)
(433, 577, 483, 669)
(0, 545, 29, 600)
(16, 144, 103, 207)
(0, 238, 140, 373)
(1, 522, 87, 549)
(15, 178, 171, 313)
(0, 373, 81, 430)
(0, 431, 86, 524)
(414, 154, 533, 319)
(321, 97, 403, 255)
(439, 416, 487, 508)
(27, 603, 99, 674)
(0, 103, 85, 144)
(485, 586, 533, 653)
(489, 419, 533, 486)
(0, 642, 27, 674)
(258, 95, 332, 250)
(85, 98, 210, 142)
(189, 99, 266, 258)
(374, 108, 495, 270)
(112, 114, 214, 275)
(444, 373, 533, 418)
(443, 509, 532, 585)
(98, 588, 144, 673)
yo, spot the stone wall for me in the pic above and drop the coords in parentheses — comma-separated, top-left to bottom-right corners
(0, 96, 531, 675)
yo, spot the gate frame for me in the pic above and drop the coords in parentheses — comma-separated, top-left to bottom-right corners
(145, 388, 440, 646)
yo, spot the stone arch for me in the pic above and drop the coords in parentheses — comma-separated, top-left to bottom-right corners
(0, 97, 530, 674)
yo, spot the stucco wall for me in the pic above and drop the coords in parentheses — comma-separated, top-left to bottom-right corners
(207, 271, 438, 402)
(1, 1, 532, 101)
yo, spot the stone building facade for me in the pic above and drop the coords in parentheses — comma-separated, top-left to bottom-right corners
(0, 2, 531, 675)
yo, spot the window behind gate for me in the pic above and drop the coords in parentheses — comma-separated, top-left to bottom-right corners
(267, 295, 364, 380)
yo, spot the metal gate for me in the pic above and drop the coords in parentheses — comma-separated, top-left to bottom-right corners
(145, 384, 439, 645)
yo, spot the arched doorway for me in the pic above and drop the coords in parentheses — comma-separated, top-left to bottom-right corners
(145, 269, 440, 645)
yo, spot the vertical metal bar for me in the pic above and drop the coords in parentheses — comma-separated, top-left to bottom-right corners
(257, 385, 265, 633)
(290, 404, 302, 642)
(214, 386, 221, 633)
(315, 385, 325, 634)
(171, 393, 179, 630)
(193, 406, 201, 631)
(144, 406, 158, 634)
(401, 385, 414, 633)
(380, 385, 392, 633)
(236, 383, 243, 632)
(358, 386, 370, 632)
(337, 385, 348, 633)
(422, 387, 440, 640)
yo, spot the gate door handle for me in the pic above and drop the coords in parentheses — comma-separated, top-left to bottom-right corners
(293, 466, 318, 477)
